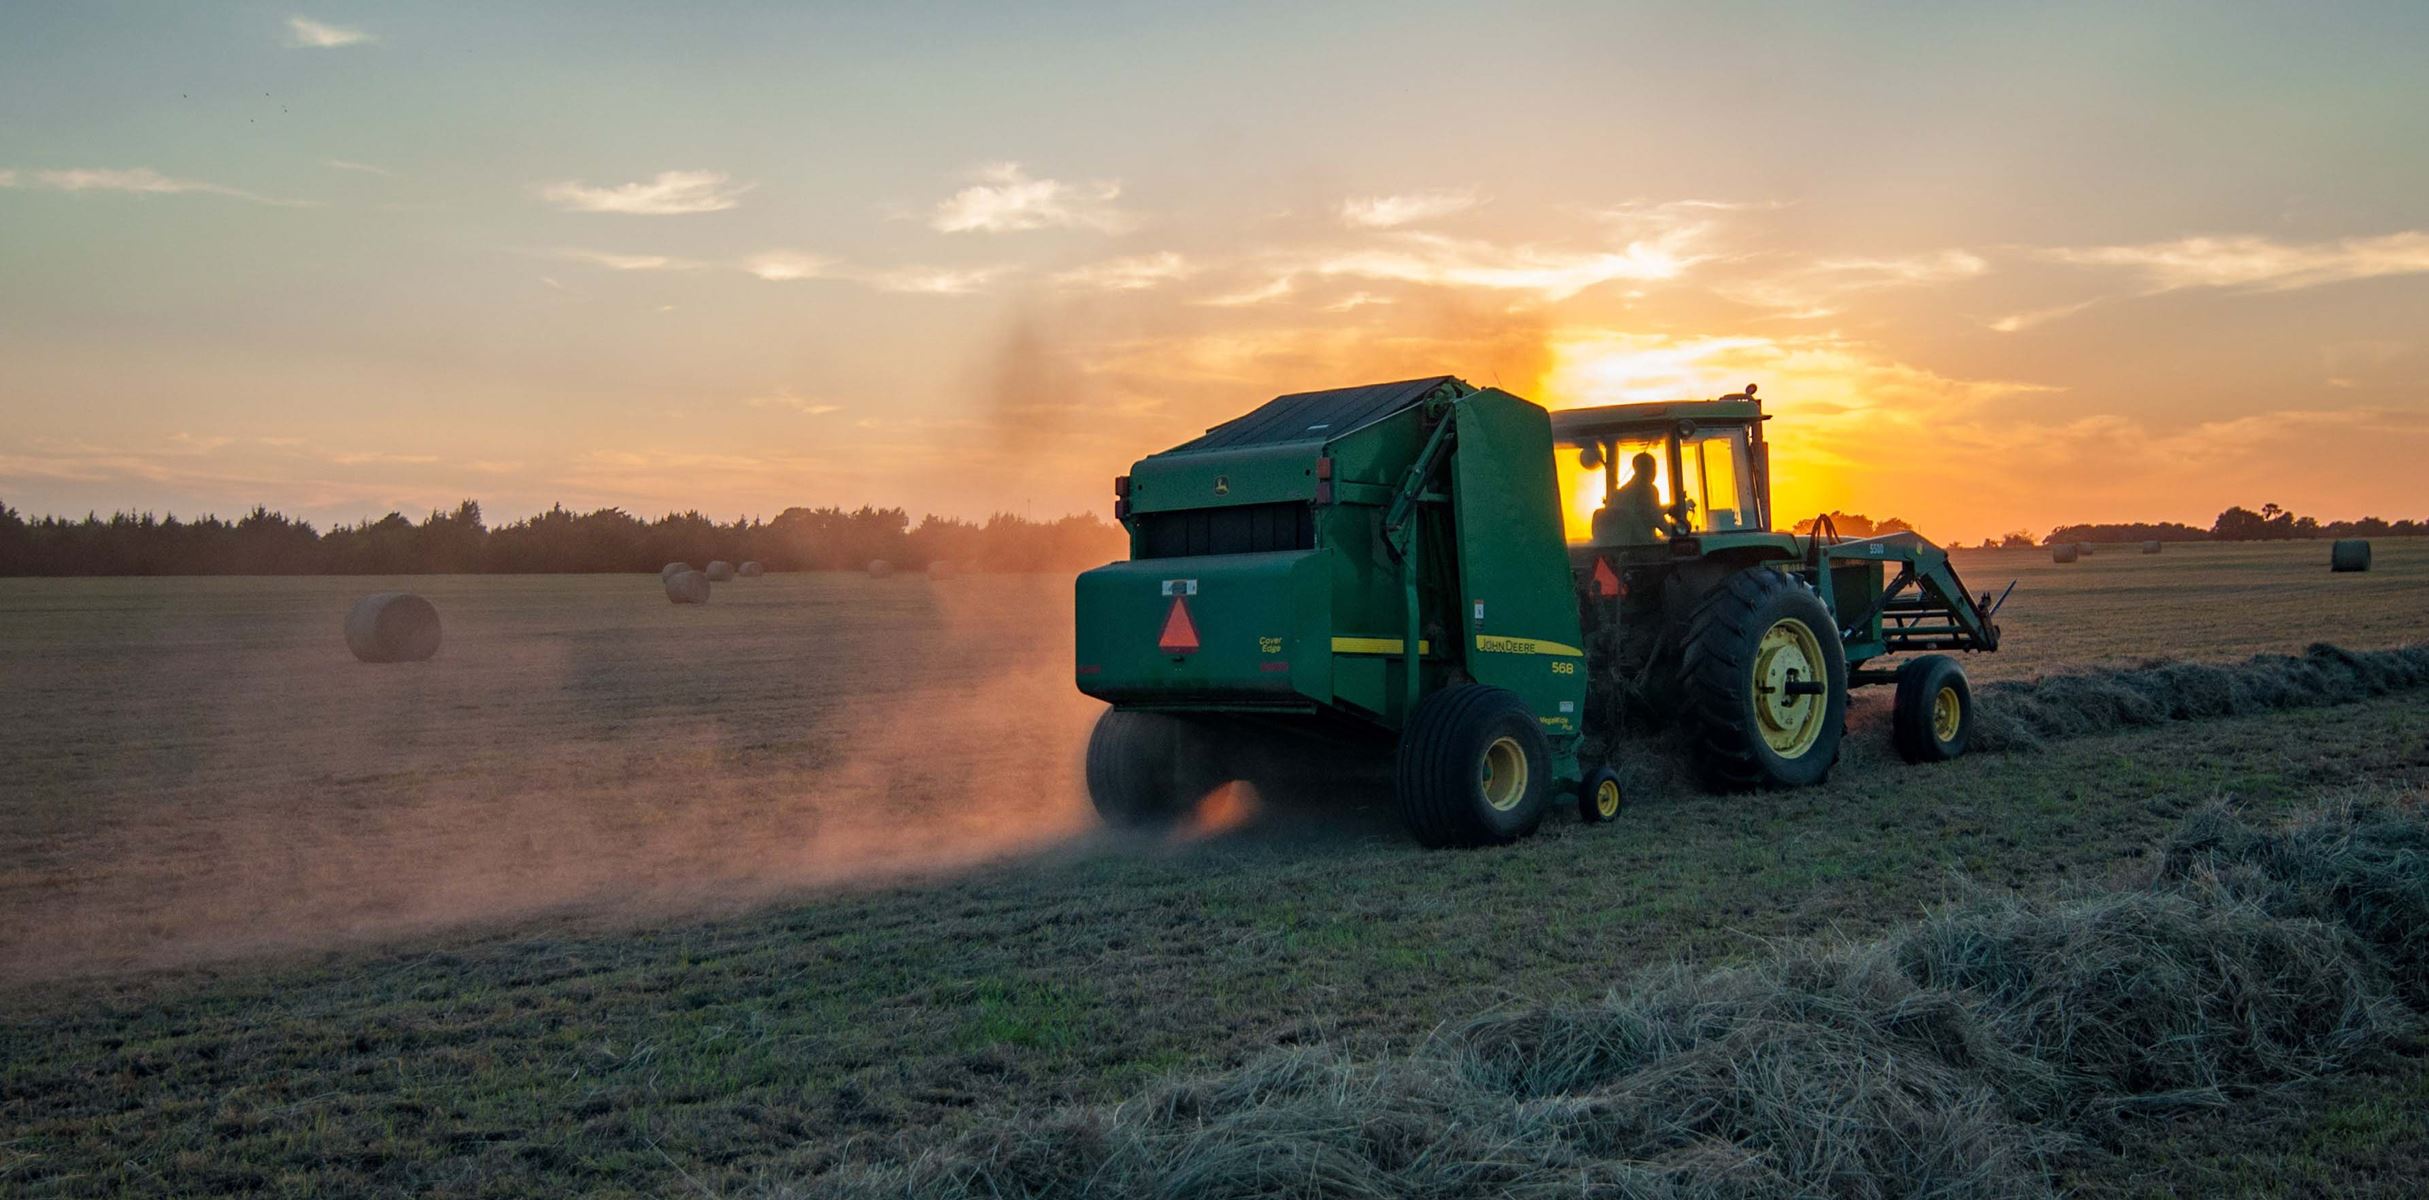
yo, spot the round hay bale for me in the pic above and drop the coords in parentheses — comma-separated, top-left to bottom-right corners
(927, 560, 955, 580)
(2331, 539, 2373, 573)
(344, 592, 442, 663)
(738, 561, 764, 578)
(2077, 542, 2095, 556)
(2051, 544, 2079, 564)
(705, 560, 736, 582)
(660, 561, 690, 581)
(867, 559, 895, 579)
(2142, 540, 2163, 555)
(664, 569, 711, 604)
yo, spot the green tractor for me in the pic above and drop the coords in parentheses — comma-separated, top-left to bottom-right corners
(1074, 376, 2005, 846)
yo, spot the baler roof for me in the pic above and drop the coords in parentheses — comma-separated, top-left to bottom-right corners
(1163, 376, 1471, 455)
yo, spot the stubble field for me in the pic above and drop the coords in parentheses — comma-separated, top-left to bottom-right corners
(1, 539, 2424, 1197)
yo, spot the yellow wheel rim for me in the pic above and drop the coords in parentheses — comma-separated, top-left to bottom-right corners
(1481, 736, 1529, 811)
(1932, 684, 1962, 742)
(1594, 778, 1621, 818)
(1752, 616, 1829, 758)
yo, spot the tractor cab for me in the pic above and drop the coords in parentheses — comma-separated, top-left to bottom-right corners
(1548, 386, 1773, 550)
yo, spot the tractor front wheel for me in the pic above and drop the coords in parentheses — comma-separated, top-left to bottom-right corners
(1084, 710, 1221, 829)
(1394, 685, 1551, 848)
(1678, 567, 1848, 790)
(1891, 654, 1973, 763)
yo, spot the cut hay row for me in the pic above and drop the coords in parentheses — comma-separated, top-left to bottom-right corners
(1968, 642, 2429, 752)
(821, 801, 2428, 1200)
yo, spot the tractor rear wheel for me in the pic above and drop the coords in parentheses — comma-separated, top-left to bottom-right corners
(1678, 567, 1848, 790)
(1891, 654, 1972, 763)
(1084, 709, 1221, 829)
(1394, 685, 1550, 848)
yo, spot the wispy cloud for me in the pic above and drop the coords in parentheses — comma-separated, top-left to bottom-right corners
(744, 391, 844, 416)
(742, 250, 1009, 294)
(1052, 251, 1196, 291)
(322, 159, 394, 176)
(857, 265, 1012, 295)
(1, 166, 311, 207)
(2041, 231, 2429, 293)
(540, 170, 750, 215)
(1302, 228, 1705, 300)
(284, 16, 373, 48)
(930, 163, 1132, 234)
(1724, 249, 1990, 317)
(547, 247, 705, 271)
(1198, 276, 1296, 307)
(1339, 189, 1481, 229)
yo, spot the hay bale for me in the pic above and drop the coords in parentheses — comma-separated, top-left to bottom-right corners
(663, 569, 710, 604)
(704, 560, 736, 582)
(2050, 543, 2079, 563)
(927, 560, 955, 580)
(660, 561, 690, 581)
(738, 561, 764, 578)
(2077, 542, 2095, 556)
(344, 592, 442, 663)
(2142, 540, 2163, 555)
(867, 559, 895, 579)
(2331, 539, 2372, 572)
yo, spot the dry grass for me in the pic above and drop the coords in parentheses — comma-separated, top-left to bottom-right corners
(819, 802, 2425, 1200)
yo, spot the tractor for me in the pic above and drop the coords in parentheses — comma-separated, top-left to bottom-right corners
(1073, 376, 2006, 846)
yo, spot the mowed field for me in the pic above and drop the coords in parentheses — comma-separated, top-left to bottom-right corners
(2, 539, 2426, 1197)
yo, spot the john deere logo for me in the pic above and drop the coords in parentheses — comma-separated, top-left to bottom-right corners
(1213, 475, 1229, 496)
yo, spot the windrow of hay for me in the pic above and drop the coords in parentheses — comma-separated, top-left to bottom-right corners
(812, 802, 2426, 1200)
(1967, 643, 2429, 752)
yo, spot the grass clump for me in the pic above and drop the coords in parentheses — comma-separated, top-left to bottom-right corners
(812, 801, 2427, 1200)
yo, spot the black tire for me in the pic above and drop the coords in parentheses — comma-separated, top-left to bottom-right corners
(1891, 654, 1972, 764)
(1394, 685, 1551, 848)
(1085, 710, 1221, 829)
(1577, 766, 1624, 824)
(1678, 567, 1847, 790)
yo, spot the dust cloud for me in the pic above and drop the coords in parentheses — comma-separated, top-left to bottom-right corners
(0, 574, 1105, 984)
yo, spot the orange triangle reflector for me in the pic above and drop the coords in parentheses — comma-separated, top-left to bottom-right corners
(1591, 556, 1622, 598)
(1158, 596, 1200, 653)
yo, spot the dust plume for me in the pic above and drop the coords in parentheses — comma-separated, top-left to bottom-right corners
(0, 574, 1104, 984)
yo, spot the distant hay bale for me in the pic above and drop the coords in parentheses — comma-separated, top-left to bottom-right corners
(344, 592, 441, 663)
(660, 561, 690, 581)
(705, 560, 736, 582)
(663, 569, 710, 604)
(2050, 543, 2078, 563)
(2331, 539, 2372, 573)
(927, 560, 955, 580)
(867, 559, 895, 579)
(2142, 540, 2163, 554)
(738, 561, 764, 578)
(2077, 541, 2095, 556)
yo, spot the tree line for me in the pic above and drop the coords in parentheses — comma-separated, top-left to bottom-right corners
(0, 499, 1127, 577)
(1776, 503, 2420, 550)
(2038, 502, 2425, 548)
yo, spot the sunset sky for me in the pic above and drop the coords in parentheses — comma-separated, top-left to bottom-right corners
(3, 2, 2425, 544)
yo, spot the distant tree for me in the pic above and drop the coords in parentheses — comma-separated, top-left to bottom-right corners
(1790, 512, 1920, 539)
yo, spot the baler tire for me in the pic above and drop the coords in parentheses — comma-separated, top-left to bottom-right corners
(1677, 567, 1848, 791)
(1394, 685, 1550, 848)
(1577, 766, 1625, 824)
(1891, 654, 1972, 764)
(1085, 710, 1215, 829)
